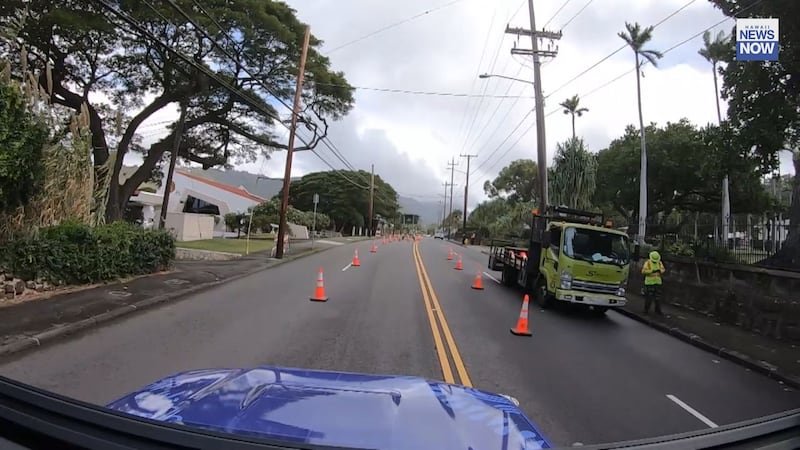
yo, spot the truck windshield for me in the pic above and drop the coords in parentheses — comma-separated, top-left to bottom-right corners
(563, 227, 629, 266)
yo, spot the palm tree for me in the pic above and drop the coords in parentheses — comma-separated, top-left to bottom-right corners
(699, 30, 732, 243)
(559, 95, 589, 139)
(618, 22, 663, 244)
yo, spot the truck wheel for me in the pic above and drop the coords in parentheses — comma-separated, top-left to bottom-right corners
(535, 279, 554, 309)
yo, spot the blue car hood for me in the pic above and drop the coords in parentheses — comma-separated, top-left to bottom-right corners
(107, 366, 550, 449)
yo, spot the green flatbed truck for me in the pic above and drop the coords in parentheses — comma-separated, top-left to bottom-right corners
(488, 206, 631, 315)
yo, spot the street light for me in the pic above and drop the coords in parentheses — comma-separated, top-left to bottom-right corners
(479, 73, 535, 86)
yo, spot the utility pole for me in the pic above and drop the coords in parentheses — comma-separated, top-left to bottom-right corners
(447, 157, 458, 240)
(441, 183, 449, 228)
(368, 164, 375, 237)
(505, 1, 561, 213)
(159, 102, 188, 230)
(276, 26, 311, 259)
(460, 154, 477, 235)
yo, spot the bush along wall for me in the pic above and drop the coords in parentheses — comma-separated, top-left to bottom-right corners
(1, 221, 175, 289)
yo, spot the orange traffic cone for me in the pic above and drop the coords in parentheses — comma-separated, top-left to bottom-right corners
(382, 238, 386, 245)
(447, 247, 454, 261)
(310, 268, 328, 302)
(471, 270, 484, 290)
(510, 295, 532, 336)
(454, 254, 463, 271)
(352, 249, 361, 267)
(370, 241, 378, 253)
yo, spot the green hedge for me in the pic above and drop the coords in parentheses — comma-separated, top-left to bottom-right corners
(2, 222, 175, 285)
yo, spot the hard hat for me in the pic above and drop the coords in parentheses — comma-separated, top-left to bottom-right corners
(649, 251, 661, 262)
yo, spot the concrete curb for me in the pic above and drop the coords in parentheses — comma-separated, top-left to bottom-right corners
(0, 245, 333, 358)
(614, 307, 800, 390)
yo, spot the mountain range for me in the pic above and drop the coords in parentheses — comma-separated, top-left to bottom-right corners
(176, 167, 442, 225)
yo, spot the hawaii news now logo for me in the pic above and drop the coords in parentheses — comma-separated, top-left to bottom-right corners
(736, 18, 779, 61)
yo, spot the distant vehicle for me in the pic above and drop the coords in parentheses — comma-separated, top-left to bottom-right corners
(107, 365, 552, 449)
(488, 206, 631, 315)
(434, 231, 445, 239)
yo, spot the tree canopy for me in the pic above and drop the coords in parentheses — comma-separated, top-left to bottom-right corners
(710, 0, 799, 267)
(0, 0, 354, 220)
(593, 119, 769, 224)
(483, 159, 539, 204)
(283, 170, 400, 232)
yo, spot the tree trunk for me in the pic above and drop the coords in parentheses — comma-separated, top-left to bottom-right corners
(571, 113, 576, 140)
(759, 152, 800, 270)
(635, 53, 648, 244)
(714, 62, 731, 246)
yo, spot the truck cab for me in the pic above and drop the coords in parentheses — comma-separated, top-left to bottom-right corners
(488, 206, 631, 314)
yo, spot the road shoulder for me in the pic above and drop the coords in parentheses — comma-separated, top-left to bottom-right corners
(0, 243, 340, 357)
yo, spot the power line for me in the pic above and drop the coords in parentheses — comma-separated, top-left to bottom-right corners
(309, 82, 534, 98)
(454, 5, 500, 148)
(324, 0, 468, 55)
(471, 2, 761, 189)
(545, 0, 698, 100)
(542, 0, 574, 29)
(469, 108, 534, 175)
(561, 0, 594, 30)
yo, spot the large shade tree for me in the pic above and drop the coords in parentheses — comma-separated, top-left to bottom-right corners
(710, 0, 799, 269)
(0, 0, 354, 221)
(482, 159, 539, 205)
(594, 119, 769, 229)
(283, 170, 400, 233)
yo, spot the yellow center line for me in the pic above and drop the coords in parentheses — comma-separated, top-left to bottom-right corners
(413, 242, 455, 384)
(413, 242, 473, 387)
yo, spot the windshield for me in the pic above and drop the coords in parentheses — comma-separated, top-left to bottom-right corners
(563, 227, 629, 266)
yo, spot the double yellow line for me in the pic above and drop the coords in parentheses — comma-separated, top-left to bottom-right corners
(412, 241, 472, 387)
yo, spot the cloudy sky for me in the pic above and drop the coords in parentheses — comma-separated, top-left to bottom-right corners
(134, 0, 795, 210)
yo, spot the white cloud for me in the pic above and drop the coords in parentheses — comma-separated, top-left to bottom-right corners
(121, 0, 793, 212)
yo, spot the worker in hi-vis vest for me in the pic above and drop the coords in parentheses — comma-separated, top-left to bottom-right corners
(641, 251, 666, 315)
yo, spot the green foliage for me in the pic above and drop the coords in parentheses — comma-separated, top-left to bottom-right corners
(712, 0, 799, 168)
(0, 81, 47, 213)
(283, 170, 399, 232)
(594, 120, 769, 221)
(483, 159, 539, 204)
(0, 0, 355, 220)
(549, 137, 596, 210)
(2, 222, 175, 284)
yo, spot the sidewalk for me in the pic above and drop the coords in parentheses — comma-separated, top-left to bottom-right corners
(618, 293, 800, 388)
(0, 240, 340, 356)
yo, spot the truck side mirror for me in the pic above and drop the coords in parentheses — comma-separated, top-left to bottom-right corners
(542, 230, 551, 248)
(632, 244, 641, 262)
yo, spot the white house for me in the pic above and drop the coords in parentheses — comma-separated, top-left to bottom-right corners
(127, 168, 309, 241)
(129, 169, 265, 241)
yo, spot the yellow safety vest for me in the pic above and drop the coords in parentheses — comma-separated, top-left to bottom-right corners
(642, 260, 665, 285)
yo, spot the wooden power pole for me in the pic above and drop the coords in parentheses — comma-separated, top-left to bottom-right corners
(275, 26, 311, 259)
(460, 153, 477, 234)
(368, 164, 375, 236)
(446, 157, 458, 240)
(505, 0, 561, 213)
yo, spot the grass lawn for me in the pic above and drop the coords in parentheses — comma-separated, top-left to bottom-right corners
(177, 237, 274, 255)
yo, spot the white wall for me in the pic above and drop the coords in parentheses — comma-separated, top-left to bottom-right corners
(155, 171, 260, 216)
(165, 212, 215, 241)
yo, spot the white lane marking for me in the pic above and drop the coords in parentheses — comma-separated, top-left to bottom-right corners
(666, 394, 719, 428)
(483, 271, 501, 284)
(342, 263, 352, 271)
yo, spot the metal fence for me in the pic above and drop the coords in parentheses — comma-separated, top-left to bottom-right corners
(632, 213, 793, 270)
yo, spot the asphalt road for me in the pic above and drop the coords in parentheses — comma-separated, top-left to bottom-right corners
(0, 237, 797, 446)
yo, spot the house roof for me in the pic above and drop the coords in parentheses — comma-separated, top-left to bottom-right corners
(176, 170, 266, 203)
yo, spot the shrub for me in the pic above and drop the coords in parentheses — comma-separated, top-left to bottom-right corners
(2, 221, 175, 285)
